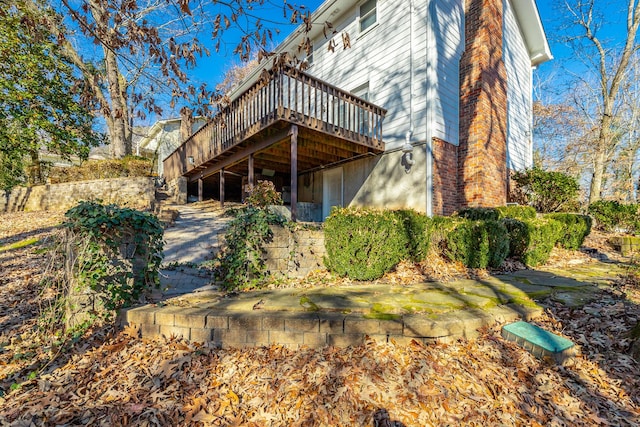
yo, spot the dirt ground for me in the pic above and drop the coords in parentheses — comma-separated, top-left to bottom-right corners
(0, 211, 638, 426)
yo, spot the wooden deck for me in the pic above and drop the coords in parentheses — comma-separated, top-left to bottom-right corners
(163, 65, 386, 183)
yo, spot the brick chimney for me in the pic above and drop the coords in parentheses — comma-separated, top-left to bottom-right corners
(458, 0, 508, 208)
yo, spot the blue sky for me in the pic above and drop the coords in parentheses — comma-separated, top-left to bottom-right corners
(182, 0, 633, 113)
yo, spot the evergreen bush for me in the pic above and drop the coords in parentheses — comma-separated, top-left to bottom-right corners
(496, 205, 537, 220)
(394, 209, 431, 262)
(545, 213, 592, 250)
(324, 208, 409, 280)
(588, 200, 639, 233)
(456, 207, 500, 221)
(510, 167, 579, 213)
(443, 219, 509, 269)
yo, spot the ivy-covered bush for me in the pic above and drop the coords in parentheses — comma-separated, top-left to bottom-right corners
(545, 213, 592, 250)
(510, 167, 580, 213)
(63, 201, 164, 309)
(442, 219, 510, 269)
(588, 200, 639, 233)
(324, 208, 410, 280)
(215, 206, 285, 290)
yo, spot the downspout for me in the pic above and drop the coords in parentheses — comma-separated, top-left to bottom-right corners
(403, 0, 415, 165)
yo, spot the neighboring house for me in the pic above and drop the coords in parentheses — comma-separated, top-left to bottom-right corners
(139, 118, 206, 177)
(164, 0, 551, 220)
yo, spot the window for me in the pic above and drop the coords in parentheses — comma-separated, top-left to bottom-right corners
(359, 0, 377, 33)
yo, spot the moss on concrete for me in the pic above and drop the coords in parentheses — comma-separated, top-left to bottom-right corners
(0, 237, 39, 253)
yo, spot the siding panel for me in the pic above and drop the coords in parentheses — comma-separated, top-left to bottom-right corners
(503, 0, 533, 171)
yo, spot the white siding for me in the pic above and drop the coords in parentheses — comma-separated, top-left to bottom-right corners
(425, 0, 464, 145)
(295, 0, 464, 150)
(300, 0, 413, 150)
(503, 0, 533, 171)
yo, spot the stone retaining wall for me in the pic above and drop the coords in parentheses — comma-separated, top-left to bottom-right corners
(0, 177, 155, 212)
(263, 225, 325, 278)
(121, 304, 541, 349)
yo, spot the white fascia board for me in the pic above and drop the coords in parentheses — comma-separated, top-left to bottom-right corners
(228, 0, 355, 100)
(510, 0, 553, 66)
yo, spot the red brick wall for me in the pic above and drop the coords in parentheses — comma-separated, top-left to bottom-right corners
(458, 0, 508, 208)
(432, 138, 459, 216)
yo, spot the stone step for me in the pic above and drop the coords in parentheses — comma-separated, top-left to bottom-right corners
(501, 321, 577, 364)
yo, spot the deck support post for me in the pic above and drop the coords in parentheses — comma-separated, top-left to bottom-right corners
(248, 153, 255, 193)
(290, 125, 298, 222)
(220, 168, 225, 208)
(198, 177, 203, 202)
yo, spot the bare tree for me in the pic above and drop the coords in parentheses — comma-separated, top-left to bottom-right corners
(24, 0, 308, 158)
(562, 0, 640, 203)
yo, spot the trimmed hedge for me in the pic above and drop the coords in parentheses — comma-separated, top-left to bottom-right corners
(457, 207, 500, 221)
(496, 205, 537, 220)
(442, 219, 510, 269)
(324, 208, 410, 280)
(545, 213, 592, 250)
(395, 209, 431, 262)
(501, 217, 563, 267)
(588, 200, 639, 233)
(458, 205, 537, 221)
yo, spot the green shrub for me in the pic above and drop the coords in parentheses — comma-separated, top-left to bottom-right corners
(324, 208, 409, 280)
(442, 219, 509, 269)
(394, 209, 431, 262)
(456, 207, 500, 221)
(245, 180, 283, 207)
(588, 200, 639, 233)
(545, 213, 592, 250)
(496, 205, 537, 220)
(501, 217, 563, 266)
(501, 218, 529, 258)
(511, 167, 580, 213)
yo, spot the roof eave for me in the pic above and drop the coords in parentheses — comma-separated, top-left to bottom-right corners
(511, 0, 553, 67)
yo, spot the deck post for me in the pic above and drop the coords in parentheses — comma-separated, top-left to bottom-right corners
(198, 177, 203, 202)
(289, 125, 298, 222)
(248, 153, 255, 191)
(220, 168, 225, 208)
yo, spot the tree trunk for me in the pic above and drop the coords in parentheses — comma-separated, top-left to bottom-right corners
(104, 49, 129, 159)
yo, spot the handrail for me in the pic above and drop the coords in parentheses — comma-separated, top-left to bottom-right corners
(163, 65, 386, 181)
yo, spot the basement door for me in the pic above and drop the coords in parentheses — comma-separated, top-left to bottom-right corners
(322, 167, 343, 220)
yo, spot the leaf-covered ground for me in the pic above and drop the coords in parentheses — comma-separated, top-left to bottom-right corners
(0, 212, 639, 426)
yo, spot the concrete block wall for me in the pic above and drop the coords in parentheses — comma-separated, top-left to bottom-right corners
(263, 225, 325, 278)
(0, 177, 155, 213)
(121, 304, 542, 349)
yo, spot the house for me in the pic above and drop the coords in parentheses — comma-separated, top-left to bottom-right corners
(163, 0, 552, 220)
(138, 117, 206, 177)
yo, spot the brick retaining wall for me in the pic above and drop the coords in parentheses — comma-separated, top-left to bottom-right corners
(0, 177, 155, 212)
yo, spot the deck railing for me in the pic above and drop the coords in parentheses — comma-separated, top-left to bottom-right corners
(164, 65, 386, 180)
